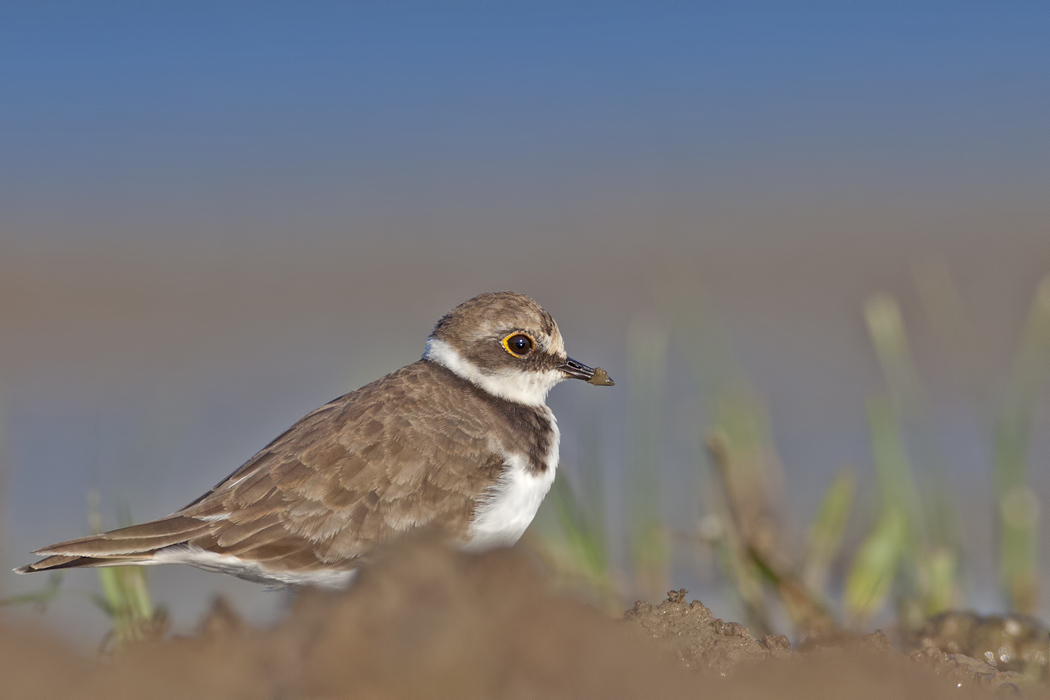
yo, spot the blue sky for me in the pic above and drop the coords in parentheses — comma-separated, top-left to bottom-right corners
(3, 2, 1048, 244)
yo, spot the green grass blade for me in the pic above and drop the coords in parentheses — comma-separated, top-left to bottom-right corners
(866, 397, 922, 545)
(865, 293, 923, 420)
(845, 508, 907, 626)
(922, 547, 958, 615)
(993, 275, 1050, 614)
(87, 491, 159, 647)
(802, 468, 856, 594)
(546, 471, 615, 600)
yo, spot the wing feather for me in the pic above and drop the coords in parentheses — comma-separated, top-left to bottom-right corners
(18, 361, 521, 580)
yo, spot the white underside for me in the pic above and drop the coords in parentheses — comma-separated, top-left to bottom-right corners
(152, 545, 358, 589)
(465, 422, 560, 551)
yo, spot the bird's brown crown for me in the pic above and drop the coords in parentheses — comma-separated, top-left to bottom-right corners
(428, 291, 566, 373)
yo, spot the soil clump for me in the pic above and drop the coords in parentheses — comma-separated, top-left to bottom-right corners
(1, 541, 1042, 699)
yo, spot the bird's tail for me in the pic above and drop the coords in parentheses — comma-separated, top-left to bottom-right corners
(14, 515, 210, 574)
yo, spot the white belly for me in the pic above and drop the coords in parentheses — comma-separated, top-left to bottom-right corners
(465, 419, 560, 551)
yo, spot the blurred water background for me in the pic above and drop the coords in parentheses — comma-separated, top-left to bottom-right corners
(2, 2, 1049, 646)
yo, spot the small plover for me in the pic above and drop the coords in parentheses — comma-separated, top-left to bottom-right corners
(16, 291, 613, 588)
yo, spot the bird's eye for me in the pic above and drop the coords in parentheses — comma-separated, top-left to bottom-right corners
(502, 333, 535, 357)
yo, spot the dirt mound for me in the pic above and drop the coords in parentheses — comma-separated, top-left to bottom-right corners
(0, 542, 1036, 699)
(625, 588, 792, 672)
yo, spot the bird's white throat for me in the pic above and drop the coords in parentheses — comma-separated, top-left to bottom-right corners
(424, 338, 564, 407)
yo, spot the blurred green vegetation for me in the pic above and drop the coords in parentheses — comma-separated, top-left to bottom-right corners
(1, 492, 167, 652)
(536, 270, 1048, 639)
(86, 491, 168, 651)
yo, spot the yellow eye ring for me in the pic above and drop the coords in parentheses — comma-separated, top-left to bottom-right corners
(501, 332, 535, 357)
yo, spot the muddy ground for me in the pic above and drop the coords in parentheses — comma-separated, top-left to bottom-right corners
(2, 542, 1045, 700)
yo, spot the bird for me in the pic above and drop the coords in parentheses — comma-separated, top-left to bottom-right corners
(16, 291, 614, 588)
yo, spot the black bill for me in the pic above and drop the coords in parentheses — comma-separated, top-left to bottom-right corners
(558, 357, 615, 386)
